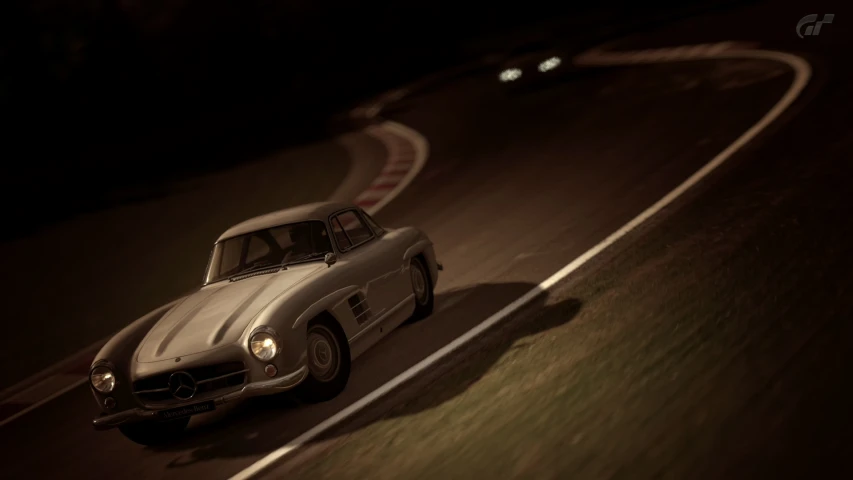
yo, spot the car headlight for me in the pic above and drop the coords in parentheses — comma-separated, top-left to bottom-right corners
(90, 366, 116, 393)
(250, 331, 279, 361)
(499, 68, 522, 82)
(538, 56, 561, 72)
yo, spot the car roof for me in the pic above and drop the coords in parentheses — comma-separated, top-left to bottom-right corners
(216, 201, 355, 242)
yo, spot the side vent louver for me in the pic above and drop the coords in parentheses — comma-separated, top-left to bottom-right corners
(348, 294, 372, 325)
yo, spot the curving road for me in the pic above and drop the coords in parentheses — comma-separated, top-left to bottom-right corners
(4, 2, 853, 478)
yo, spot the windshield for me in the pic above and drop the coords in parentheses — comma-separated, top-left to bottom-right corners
(204, 221, 332, 284)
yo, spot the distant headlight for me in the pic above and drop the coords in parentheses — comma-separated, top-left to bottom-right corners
(90, 366, 116, 393)
(538, 56, 561, 72)
(499, 68, 522, 82)
(250, 331, 279, 361)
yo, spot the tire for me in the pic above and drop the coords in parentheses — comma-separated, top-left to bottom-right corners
(409, 256, 434, 321)
(118, 417, 189, 446)
(295, 317, 351, 403)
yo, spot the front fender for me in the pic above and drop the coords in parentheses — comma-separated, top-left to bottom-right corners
(90, 297, 185, 413)
(246, 285, 358, 372)
(291, 285, 360, 331)
(403, 239, 433, 263)
(403, 236, 439, 288)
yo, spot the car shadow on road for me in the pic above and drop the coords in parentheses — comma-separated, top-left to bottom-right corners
(150, 281, 582, 471)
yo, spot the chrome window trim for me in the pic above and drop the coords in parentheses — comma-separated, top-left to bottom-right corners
(359, 208, 386, 237)
(327, 208, 376, 253)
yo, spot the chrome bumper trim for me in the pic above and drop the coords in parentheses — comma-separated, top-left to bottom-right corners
(92, 365, 309, 430)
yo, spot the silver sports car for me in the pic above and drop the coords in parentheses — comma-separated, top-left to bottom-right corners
(88, 201, 442, 445)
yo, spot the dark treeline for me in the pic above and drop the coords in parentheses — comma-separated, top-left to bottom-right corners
(0, 0, 748, 238)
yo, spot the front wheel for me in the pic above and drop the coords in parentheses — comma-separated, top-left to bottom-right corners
(295, 317, 351, 403)
(118, 417, 189, 446)
(409, 256, 434, 321)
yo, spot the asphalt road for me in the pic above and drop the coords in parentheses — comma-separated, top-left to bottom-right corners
(0, 134, 380, 391)
(3, 2, 852, 478)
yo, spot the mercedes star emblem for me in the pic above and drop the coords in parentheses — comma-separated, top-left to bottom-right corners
(168, 371, 197, 400)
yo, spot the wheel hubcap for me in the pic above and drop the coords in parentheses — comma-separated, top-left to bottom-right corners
(307, 326, 340, 382)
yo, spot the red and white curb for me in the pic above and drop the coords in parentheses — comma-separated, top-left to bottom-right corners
(356, 121, 428, 215)
(0, 105, 427, 428)
(574, 41, 757, 65)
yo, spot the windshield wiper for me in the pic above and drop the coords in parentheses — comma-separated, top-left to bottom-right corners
(228, 262, 286, 281)
(282, 252, 329, 266)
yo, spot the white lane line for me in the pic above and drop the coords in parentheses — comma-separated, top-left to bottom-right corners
(6, 374, 86, 404)
(0, 378, 88, 428)
(0, 334, 108, 404)
(229, 44, 811, 480)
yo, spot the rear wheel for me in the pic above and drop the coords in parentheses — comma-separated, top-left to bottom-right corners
(295, 317, 351, 403)
(118, 417, 189, 446)
(409, 256, 434, 321)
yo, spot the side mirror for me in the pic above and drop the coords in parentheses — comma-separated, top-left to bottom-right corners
(324, 252, 337, 267)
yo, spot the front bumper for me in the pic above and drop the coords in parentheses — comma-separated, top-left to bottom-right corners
(92, 364, 308, 430)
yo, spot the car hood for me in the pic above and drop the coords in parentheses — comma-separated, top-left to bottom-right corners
(136, 266, 321, 363)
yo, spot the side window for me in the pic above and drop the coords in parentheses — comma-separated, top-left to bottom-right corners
(336, 210, 372, 246)
(331, 217, 352, 250)
(362, 211, 385, 236)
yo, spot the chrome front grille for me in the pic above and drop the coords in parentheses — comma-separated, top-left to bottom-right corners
(133, 361, 247, 404)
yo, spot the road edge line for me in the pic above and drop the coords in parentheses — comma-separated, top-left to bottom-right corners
(228, 43, 812, 480)
(0, 334, 110, 404)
